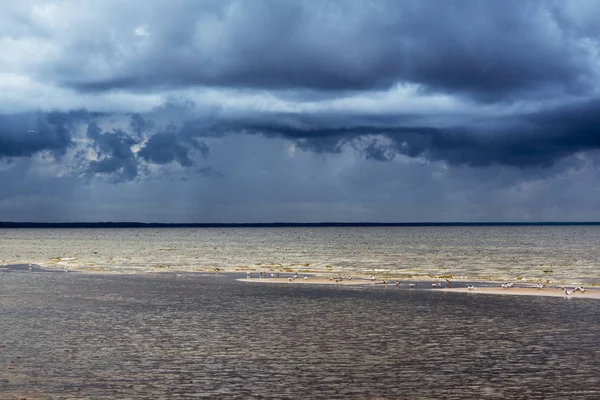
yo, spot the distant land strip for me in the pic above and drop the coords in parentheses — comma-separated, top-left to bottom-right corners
(2, 222, 600, 228)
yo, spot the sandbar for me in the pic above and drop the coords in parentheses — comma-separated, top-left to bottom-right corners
(443, 286, 600, 299)
(239, 274, 600, 299)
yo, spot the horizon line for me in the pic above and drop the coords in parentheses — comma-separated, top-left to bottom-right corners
(2, 221, 600, 228)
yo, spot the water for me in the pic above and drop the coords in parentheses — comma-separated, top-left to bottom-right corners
(1, 273, 599, 399)
(2, 226, 600, 284)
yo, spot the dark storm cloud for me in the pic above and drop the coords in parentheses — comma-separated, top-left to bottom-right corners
(77, 120, 212, 182)
(0, 112, 71, 158)
(219, 98, 600, 168)
(0, 111, 99, 159)
(129, 113, 153, 137)
(138, 131, 209, 167)
(59, 0, 596, 100)
(84, 123, 140, 182)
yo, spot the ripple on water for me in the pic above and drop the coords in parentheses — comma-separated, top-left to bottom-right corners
(0, 273, 599, 399)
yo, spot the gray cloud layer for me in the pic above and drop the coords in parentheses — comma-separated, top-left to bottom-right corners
(1, 0, 600, 221)
(50, 0, 597, 101)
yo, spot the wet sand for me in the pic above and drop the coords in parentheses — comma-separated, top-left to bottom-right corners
(240, 274, 600, 299)
(242, 276, 374, 285)
(444, 286, 600, 299)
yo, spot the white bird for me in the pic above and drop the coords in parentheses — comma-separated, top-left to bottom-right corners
(535, 283, 545, 289)
(467, 284, 476, 290)
(432, 282, 441, 288)
(303, 276, 308, 280)
(408, 283, 416, 288)
(564, 288, 573, 296)
(370, 275, 375, 281)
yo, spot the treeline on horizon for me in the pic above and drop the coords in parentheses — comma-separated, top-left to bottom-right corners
(1, 222, 600, 228)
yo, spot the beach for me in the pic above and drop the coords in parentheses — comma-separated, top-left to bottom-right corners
(241, 274, 600, 299)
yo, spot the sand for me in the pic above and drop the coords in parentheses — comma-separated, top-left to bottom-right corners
(241, 276, 375, 285)
(443, 286, 600, 299)
(239, 275, 600, 299)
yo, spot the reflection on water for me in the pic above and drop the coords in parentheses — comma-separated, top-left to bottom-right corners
(1, 273, 599, 399)
(2, 226, 600, 283)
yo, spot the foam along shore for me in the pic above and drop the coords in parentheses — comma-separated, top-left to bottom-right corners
(443, 286, 600, 299)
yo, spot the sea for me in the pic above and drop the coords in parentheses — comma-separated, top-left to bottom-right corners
(1, 225, 600, 284)
(1, 226, 600, 398)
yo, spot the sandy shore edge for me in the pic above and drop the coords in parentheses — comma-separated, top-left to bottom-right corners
(442, 286, 600, 299)
(239, 275, 600, 299)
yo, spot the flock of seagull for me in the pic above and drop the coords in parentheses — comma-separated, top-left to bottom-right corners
(244, 270, 589, 298)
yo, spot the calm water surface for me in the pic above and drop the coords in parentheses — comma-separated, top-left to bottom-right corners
(2, 226, 600, 283)
(1, 273, 599, 399)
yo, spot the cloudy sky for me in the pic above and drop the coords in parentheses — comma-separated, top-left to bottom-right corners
(1, 0, 600, 222)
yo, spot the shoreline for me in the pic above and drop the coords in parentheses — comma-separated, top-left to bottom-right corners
(3, 263, 600, 299)
(239, 274, 600, 299)
(441, 286, 600, 299)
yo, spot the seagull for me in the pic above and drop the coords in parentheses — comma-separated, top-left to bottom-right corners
(467, 284, 476, 290)
(370, 275, 375, 281)
(432, 282, 441, 288)
(563, 288, 573, 296)
(408, 283, 416, 288)
(246, 272, 252, 279)
(270, 273, 276, 278)
(535, 283, 545, 289)
(575, 286, 586, 293)
(303, 276, 308, 280)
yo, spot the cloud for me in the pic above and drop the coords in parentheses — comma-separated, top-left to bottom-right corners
(2, 0, 600, 222)
(1, 1, 595, 101)
(138, 131, 209, 167)
(0, 111, 75, 158)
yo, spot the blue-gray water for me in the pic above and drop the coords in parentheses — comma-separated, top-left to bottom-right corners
(2, 226, 600, 283)
(1, 272, 599, 399)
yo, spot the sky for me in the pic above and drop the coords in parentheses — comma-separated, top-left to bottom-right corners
(1, 0, 600, 223)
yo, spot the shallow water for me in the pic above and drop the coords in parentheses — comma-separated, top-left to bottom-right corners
(1, 226, 600, 283)
(1, 273, 599, 399)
